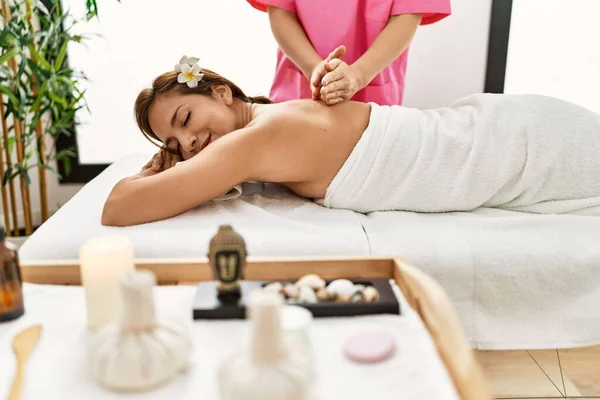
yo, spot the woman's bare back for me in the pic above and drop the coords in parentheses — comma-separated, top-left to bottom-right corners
(246, 99, 371, 198)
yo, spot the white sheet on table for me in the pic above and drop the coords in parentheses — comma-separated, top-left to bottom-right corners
(0, 284, 458, 400)
(19, 154, 369, 261)
(361, 208, 600, 350)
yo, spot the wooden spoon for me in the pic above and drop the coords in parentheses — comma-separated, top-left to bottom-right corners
(8, 324, 43, 400)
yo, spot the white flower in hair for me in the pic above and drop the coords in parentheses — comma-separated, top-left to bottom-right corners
(175, 55, 204, 88)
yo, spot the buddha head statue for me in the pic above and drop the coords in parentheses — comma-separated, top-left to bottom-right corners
(208, 225, 247, 296)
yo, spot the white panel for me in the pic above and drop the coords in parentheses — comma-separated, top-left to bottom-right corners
(403, 0, 493, 109)
(505, 0, 600, 113)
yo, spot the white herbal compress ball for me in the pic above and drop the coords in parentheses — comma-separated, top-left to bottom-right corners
(87, 270, 192, 391)
(218, 291, 315, 400)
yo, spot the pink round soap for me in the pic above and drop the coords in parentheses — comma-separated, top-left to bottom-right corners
(343, 330, 396, 364)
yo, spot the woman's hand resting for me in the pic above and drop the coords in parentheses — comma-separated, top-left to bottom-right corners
(140, 138, 182, 174)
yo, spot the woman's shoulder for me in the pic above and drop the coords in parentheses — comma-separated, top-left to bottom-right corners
(252, 100, 319, 125)
(248, 100, 370, 133)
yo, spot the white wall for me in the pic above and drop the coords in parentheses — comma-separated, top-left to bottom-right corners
(504, 0, 600, 113)
(2, 0, 494, 230)
(404, 0, 493, 109)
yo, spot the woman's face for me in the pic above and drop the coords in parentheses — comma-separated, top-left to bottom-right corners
(148, 90, 238, 160)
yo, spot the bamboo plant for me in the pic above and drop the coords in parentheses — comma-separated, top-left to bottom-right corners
(0, 0, 92, 236)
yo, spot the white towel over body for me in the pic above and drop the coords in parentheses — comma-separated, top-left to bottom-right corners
(322, 94, 600, 215)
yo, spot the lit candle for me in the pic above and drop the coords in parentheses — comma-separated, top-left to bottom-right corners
(79, 235, 135, 330)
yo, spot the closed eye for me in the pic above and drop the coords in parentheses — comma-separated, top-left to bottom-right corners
(183, 111, 191, 127)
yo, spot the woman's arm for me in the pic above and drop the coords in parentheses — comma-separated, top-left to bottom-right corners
(319, 13, 422, 104)
(101, 130, 254, 227)
(267, 6, 321, 79)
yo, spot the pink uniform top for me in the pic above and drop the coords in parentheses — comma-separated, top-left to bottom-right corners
(247, 0, 451, 105)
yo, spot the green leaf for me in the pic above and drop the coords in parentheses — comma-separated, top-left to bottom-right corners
(4, 164, 25, 186)
(4, 103, 15, 120)
(86, 0, 99, 20)
(48, 91, 68, 107)
(56, 148, 76, 159)
(54, 40, 69, 71)
(27, 44, 52, 70)
(2, 167, 13, 186)
(30, 79, 48, 111)
(0, 85, 19, 106)
(17, 55, 27, 81)
(0, 26, 11, 46)
(29, 114, 44, 138)
(26, 58, 45, 82)
(62, 155, 71, 176)
(35, 135, 45, 159)
(0, 48, 19, 65)
(68, 88, 86, 108)
(59, 127, 73, 136)
(36, 0, 51, 16)
(3, 30, 18, 48)
(19, 165, 32, 185)
(41, 163, 62, 179)
(0, 64, 12, 79)
(26, 121, 37, 137)
(35, 103, 52, 124)
(6, 136, 16, 155)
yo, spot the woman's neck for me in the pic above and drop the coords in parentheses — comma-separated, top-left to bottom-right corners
(233, 99, 261, 129)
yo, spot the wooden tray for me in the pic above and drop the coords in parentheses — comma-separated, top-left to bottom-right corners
(20, 256, 493, 400)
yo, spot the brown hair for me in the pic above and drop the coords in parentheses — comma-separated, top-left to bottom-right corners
(134, 68, 272, 147)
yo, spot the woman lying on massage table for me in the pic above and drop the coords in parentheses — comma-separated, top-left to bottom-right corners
(101, 56, 600, 226)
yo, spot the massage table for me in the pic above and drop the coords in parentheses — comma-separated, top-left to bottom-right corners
(20, 154, 600, 350)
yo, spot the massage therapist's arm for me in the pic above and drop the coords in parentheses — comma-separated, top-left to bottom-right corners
(319, 13, 422, 103)
(353, 13, 422, 89)
(267, 6, 322, 79)
(101, 130, 254, 227)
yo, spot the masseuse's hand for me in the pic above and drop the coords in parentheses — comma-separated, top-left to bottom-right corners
(310, 45, 347, 100)
(319, 58, 363, 105)
(140, 138, 182, 174)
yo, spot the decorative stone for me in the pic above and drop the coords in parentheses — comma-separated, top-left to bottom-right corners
(297, 286, 318, 304)
(295, 274, 326, 290)
(316, 287, 331, 302)
(259, 277, 381, 305)
(282, 283, 299, 299)
(335, 287, 362, 303)
(326, 279, 356, 300)
(350, 291, 364, 303)
(362, 286, 380, 303)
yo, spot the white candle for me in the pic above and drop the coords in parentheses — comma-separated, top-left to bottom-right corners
(79, 235, 135, 330)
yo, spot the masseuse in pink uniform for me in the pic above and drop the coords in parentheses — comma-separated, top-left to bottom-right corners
(247, 0, 451, 105)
